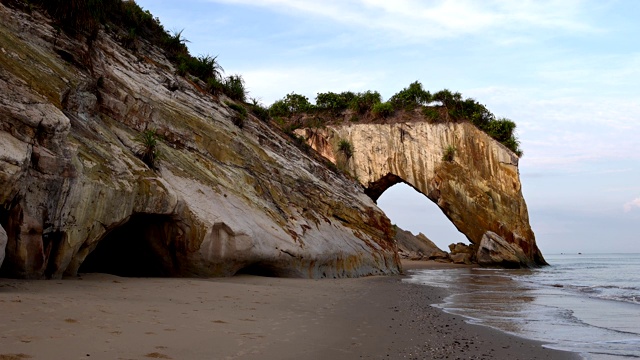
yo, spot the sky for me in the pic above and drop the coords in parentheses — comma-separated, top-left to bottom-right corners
(135, 0, 639, 254)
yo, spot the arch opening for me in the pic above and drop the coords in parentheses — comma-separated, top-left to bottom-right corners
(78, 214, 180, 277)
(376, 182, 469, 252)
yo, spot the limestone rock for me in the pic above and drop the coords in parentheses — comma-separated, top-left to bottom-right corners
(450, 253, 473, 265)
(476, 231, 530, 268)
(448, 242, 474, 255)
(299, 118, 546, 268)
(0, 225, 6, 269)
(0, 3, 400, 279)
(395, 227, 449, 261)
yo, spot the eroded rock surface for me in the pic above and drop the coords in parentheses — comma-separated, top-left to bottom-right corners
(0, 4, 399, 279)
(394, 227, 449, 261)
(476, 231, 530, 268)
(299, 119, 546, 267)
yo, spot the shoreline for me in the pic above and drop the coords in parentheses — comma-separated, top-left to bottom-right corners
(0, 261, 580, 359)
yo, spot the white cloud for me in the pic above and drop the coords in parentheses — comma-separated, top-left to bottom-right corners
(465, 85, 640, 173)
(208, 0, 596, 42)
(623, 198, 640, 212)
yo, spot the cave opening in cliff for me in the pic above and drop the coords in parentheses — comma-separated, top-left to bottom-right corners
(234, 262, 283, 277)
(376, 182, 469, 251)
(78, 214, 179, 277)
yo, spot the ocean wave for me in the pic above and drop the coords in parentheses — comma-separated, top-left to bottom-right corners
(570, 285, 640, 305)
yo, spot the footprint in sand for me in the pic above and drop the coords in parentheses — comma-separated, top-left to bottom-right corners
(0, 354, 32, 360)
(144, 352, 172, 359)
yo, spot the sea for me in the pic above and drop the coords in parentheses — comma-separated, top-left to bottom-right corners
(403, 253, 640, 359)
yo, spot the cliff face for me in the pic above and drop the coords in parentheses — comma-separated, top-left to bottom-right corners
(0, 4, 400, 279)
(299, 121, 546, 267)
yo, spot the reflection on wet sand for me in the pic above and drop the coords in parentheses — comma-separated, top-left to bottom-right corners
(404, 265, 640, 359)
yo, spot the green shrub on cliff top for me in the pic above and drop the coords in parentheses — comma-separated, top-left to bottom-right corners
(389, 81, 431, 110)
(371, 102, 394, 118)
(222, 75, 247, 102)
(271, 81, 523, 156)
(315, 91, 355, 113)
(350, 91, 382, 114)
(269, 93, 313, 117)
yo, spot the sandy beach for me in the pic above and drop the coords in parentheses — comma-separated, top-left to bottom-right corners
(0, 261, 579, 360)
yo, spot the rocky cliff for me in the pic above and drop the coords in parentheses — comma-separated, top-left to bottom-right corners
(298, 118, 546, 267)
(0, 3, 400, 279)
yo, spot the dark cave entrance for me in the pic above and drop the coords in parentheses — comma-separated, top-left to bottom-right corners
(79, 214, 180, 277)
(234, 262, 282, 277)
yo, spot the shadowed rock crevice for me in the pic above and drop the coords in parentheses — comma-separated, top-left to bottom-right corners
(79, 214, 180, 277)
(234, 262, 283, 277)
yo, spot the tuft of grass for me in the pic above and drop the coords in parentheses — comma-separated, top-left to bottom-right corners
(442, 144, 456, 162)
(225, 101, 247, 128)
(249, 99, 270, 123)
(222, 74, 246, 102)
(206, 77, 225, 96)
(338, 139, 354, 160)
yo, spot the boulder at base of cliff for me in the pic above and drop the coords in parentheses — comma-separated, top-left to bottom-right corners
(476, 231, 529, 268)
(395, 227, 449, 261)
(448, 242, 474, 255)
(0, 224, 6, 269)
(450, 253, 473, 264)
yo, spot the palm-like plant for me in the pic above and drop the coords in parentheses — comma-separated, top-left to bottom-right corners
(136, 130, 162, 169)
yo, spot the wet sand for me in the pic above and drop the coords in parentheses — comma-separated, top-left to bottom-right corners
(0, 261, 580, 360)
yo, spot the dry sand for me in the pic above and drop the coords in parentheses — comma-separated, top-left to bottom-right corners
(0, 261, 580, 360)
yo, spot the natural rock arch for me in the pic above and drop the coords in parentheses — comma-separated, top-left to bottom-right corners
(300, 121, 547, 267)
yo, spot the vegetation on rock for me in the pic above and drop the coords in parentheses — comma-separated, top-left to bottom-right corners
(222, 74, 247, 102)
(5, 1, 521, 156)
(371, 102, 394, 118)
(389, 81, 431, 110)
(225, 101, 248, 128)
(269, 93, 313, 117)
(5, 0, 247, 103)
(269, 81, 523, 157)
(338, 139, 354, 160)
(136, 129, 162, 169)
(442, 145, 457, 162)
